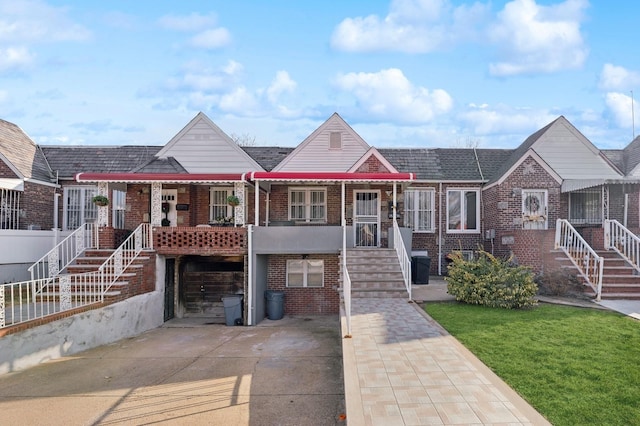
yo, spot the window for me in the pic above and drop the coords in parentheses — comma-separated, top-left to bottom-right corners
(569, 189, 602, 225)
(447, 189, 479, 233)
(111, 190, 126, 229)
(0, 188, 21, 230)
(64, 186, 98, 230)
(287, 259, 324, 287)
(210, 187, 234, 223)
(289, 188, 326, 222)
(404, 189, 435, 232)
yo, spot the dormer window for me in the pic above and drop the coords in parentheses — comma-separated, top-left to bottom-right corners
(329, 132, 342, 150)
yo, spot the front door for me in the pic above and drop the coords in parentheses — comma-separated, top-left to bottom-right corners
(161, 189, 178, 226)
(354, 190, 380, 247)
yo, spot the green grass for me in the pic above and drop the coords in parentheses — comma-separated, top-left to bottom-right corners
(425, 302, 640, 426)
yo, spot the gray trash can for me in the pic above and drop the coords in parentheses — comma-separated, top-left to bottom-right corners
(411, 256, 431, 284)
(222, 295, 242, 326)
(265, 290, 285, 320)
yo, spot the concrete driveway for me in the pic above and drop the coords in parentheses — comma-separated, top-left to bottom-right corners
(0, 316, 345, 426)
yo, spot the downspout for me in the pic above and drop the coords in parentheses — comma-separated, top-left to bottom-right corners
(438, 182, 443, 276)
(247, 224, 253, 325)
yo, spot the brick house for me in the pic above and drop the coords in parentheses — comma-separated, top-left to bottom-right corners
(2, 113, 640, 325)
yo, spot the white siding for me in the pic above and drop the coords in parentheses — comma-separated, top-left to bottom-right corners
(274, 114, 369, 172)
(533, 120, 622, 180)
(157, 113, 264, 173)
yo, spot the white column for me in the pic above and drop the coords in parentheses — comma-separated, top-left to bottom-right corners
(234, 181, 246, 226)
(254, 181, 260, 226)
(97, 181, 108, 227)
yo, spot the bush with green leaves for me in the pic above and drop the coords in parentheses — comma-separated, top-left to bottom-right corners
(445, 250, 538, 309)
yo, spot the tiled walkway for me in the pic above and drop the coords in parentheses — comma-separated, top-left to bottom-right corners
(341, 298, 551, 425)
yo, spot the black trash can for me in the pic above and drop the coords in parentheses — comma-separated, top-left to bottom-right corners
(222, 295, 243, 326)
(265, 290, 285, 320)
(411, 256, 431, 284)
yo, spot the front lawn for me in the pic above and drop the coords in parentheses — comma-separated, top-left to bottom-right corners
(425, 302, 640, 426)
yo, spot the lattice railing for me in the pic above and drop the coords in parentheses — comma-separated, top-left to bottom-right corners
(153, 226, 247, 255)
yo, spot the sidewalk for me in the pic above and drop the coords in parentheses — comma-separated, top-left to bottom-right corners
(341, 296, 551, 425)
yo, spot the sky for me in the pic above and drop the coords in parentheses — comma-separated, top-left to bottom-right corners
(1, 0, 639, 150)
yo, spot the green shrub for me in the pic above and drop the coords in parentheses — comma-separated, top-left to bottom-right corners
(445, 250, 538, 309)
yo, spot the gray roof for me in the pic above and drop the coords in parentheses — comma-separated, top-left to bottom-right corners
(0, 118, 53, 182)
(132, 156, 187, 173)
(620, 135, 640, 174)
(242, 146, 294, 171)
(379, 148, 513, 181)
(602, 149, 626, 174)
(41, 146, 160, 179)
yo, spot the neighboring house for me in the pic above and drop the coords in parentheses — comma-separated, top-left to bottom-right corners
(2, 113, 640, 325)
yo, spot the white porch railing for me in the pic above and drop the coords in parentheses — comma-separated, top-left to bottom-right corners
(0, 272, 104, 328)
(1, 223, 153, 329)
(555, 219, 604, 301)
(393, 220, 412, 300)
(98, 223, 153, 294)
(28, 223, 97, 281)
(604, 219, 640, 274)
(342, 224, 352, 336)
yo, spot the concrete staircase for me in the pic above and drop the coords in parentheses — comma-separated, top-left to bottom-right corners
(341, 248, 409, 298)
(557, 250, 640, 300)
(59, 249, 153, 303)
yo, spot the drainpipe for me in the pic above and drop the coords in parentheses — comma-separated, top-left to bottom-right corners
(247, 224, 254, 325)
(624, 193, 628, 227)
(438, 182, 443, 276)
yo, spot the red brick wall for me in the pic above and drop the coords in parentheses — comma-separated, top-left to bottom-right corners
(355, 155, 392, 173)
(22, 181, 56, 230)
(0, 159, 19, 178)
(482, 157, 562, 262)
(267, 254, 340, 315)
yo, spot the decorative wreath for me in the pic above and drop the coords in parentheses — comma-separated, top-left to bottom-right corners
(524, 194, 541, 214)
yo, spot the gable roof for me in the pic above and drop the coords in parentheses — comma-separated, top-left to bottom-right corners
(41, 145, 160, 179)
(242, 146, 294, 171)
(620, 135, 640, 176)
(349, 147, 399, 173)
(155, 112, 264, 173)
(0, 118, 53, 183)
(273, 113, 370, 172)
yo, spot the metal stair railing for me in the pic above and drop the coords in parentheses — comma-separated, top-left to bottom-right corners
(98, 223, 153, 295)
(604, 219, 640, 274)
(1, 223, 153, 329)
(393, 219, 412, 300)
(555, 219, 603, 301)
(28, 223, 97, 281)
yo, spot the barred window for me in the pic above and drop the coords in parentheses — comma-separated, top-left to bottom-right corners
(569, 189, 602, 225)
(404, 189, 435, 232)
(0, 188, 21, 230)
(210, 187, 234, 223)
(64, 186, 98, 230)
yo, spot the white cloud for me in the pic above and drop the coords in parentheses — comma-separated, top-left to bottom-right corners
(605, 92, 636, 128)
(334, 68, 453, 123)
(0, 46, 33, 71)
(461, 103, 557, 135)
(219, 87, 259, 115)
(330, 0, 489, 53)
(157, 12, 219, 32)
(488, 0, 589, 76)
(266, 71, 297, 104)
(599, 64, 640, 91)
(0, 0, 91, 43)
(188, 28, 231, 49)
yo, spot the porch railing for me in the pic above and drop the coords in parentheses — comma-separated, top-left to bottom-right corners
(28, 223, 97, 281)
(393, 220, 412, 300)
(1, 272, 104, 328)
(555, 219, 603, 301)
(342, 224, 352, 336)
(98, 223, 153, 294)
(1, 223, 153, 329)
(604, 219, 640, 274)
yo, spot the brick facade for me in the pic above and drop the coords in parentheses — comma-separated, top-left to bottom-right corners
(266, 254, 340, 315)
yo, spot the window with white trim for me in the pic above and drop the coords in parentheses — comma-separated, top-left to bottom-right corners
(209, 187, 234, 223)
(0, 188, 21, 230)
(447, 189, 480, 233)
(289, 187, 326, 222)
(286, 259, 324, 287)
(64, 186, 98, 230)
(111, 189, 126, 229)
(569, 188, 602, 225)
(404, 189, 435, 232)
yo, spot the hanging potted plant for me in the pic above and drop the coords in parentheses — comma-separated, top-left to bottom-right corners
(92, 195, 109, 207)
(226, 195, 240, 207)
